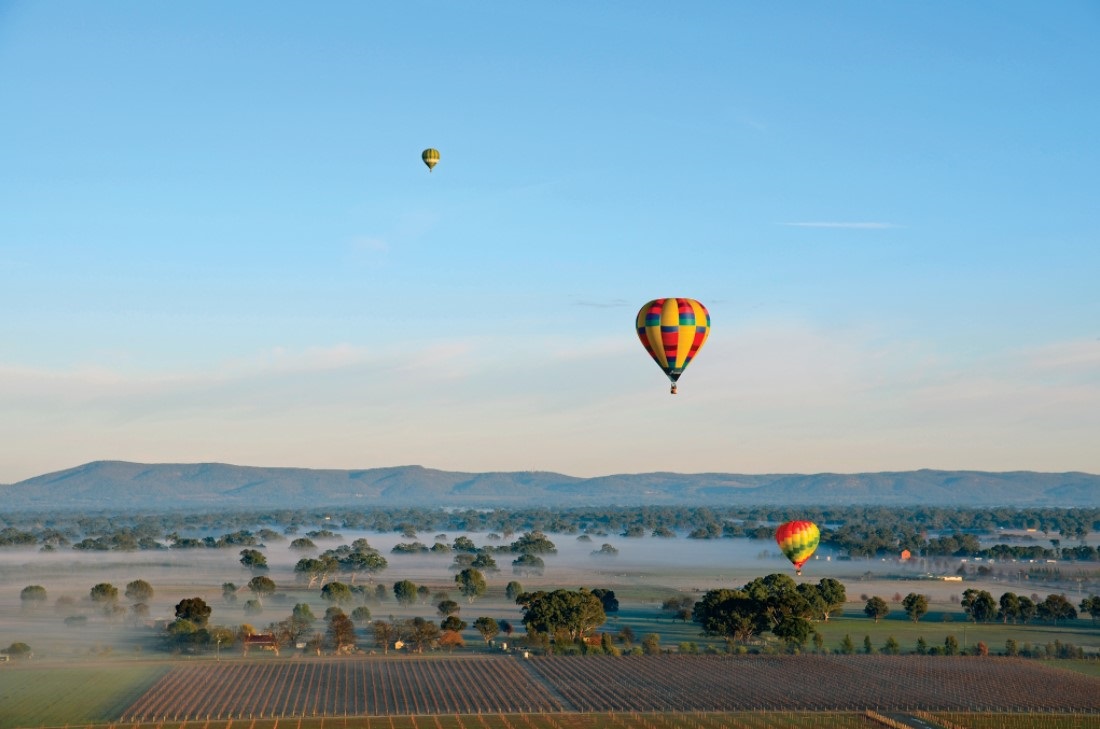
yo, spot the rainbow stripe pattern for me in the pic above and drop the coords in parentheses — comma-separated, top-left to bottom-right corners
(635, 298, 711, 391)
(775, 520, 820, 575)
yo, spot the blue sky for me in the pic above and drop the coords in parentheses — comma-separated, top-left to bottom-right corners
(2, 1, 1098, 483)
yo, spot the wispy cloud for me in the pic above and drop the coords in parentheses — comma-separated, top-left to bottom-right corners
(779, 222, 899, 229)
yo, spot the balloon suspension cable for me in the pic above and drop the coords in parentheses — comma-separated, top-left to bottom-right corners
(670, 383, 677, 395)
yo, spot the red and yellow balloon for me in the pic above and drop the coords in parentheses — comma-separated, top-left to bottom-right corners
(635, 298, 710, 394)
(775, 520, 820, 575)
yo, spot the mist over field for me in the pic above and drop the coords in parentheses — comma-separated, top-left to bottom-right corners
(3, 522, 1096, 662)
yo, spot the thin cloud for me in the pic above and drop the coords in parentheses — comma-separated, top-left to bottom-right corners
(779, 222, 899, 229)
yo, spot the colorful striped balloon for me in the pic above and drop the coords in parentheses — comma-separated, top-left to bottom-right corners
(635, 298, 710, 394)
(775, 520, 820, 575)
(422, 148, 440, 172)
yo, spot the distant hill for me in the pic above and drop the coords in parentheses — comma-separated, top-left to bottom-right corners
(0, 461, 1097, 512)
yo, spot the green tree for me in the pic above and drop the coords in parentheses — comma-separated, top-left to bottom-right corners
(437, 599, 460, 617)
(20, 585, 47, 609)
(125, 579, 154, 604)
(90, 582, 119, 607)
(289, 537, 317, 551)
(944, 634, 959, 655)
(248, 575, 277, 604)
(321, 581, 354, 605)
(393, 580, 418, 606)
(999, 592, 1022, 623)
(641, 633, 661, 655)
(840, 634, 856, 654)
(510, 531, 557, 554)
(455, 568, 487, 603)
(351, 605, 372, 623)
(2, 642, 33, 660)
(863, 596, 889, 623)
(512, 554, 545, 576)
(863, 635, 875, 654)
(471, 551, 499, 573)
(1079, 595, 1100, 624)
(440, 615, 467, 632)
(902, 593, 928, 622)
(591, 588, 620, 613)
(506, 581, 524, 602)
(174, 596, 211, 628)
(222, 582, 238, 604)
(239, 548, 268, 572)
(882, 636, 901, 655)
(773, 616, 813, 652)
(473, 616, 499, 644)
(693, 588, 768, 644)
(1037, 593, 1077, 624)
(517, 589, 606, 643)
(961, 589, 997, 622)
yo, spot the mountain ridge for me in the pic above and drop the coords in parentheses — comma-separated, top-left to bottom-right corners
(1, 461, 1096, 512)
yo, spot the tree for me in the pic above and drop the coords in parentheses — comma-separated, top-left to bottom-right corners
(290, 537, 317, 551)
(439, 630, 465, 652)
(90, 582, 119, 607)
(863, 596, 889, 623)
(471, 551, 499, 573)
(20, 585, 47, 609)
(591, 588, 619, 613)
(455, 568, 487, 603)
(773, 616, 813, 652)
(512, 554, 545, 576)
(440, 615, 467, 632)
(321, 581, 354, 606)
(474, 616, 500, 644)
(222, 583, 239, 604)
(437, 599, 460, 617)
(351, 605, 372, 623)
(902, 593, 928, 622)
(2, 642, 32, 660)
(1037, 594, 1077, 624)
(1079, 595, 1100, 625)
(641, 633, 661, 655)
(999, 592, 1021, 624)
(327, 612, 356, 653)
(372, 620, 396, 654)
(239, 548, 268, 572)
(506, 581, 524, 602)
(248, 575, 277, 604)
(174, 597, 211, 628)
(125, 579, 154, 604)
(510, 531, 557, 554)
(393, 580, 418, 606)
(400, 617, 440, 653)
(961, 589, 997, 623)
(840, 634, 856, 654)
(1017, 595, 1038, 624)
(944, 634, 959, 655)
(693, 588, 768, 644)
(517, 589, 606, 643)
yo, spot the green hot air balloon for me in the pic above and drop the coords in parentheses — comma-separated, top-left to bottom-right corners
(422, 148, 440, 172)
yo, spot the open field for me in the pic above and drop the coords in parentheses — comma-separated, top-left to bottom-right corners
(2, 655, 1098, 728)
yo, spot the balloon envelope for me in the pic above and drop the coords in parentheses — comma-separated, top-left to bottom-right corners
(775, 520, 820, 575)
(422, 148, 440, 171)
(635, 298, 710, 393)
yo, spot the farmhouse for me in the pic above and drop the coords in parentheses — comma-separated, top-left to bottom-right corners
(242, 633, 279, 656)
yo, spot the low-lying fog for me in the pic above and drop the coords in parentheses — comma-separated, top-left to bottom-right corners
(0, 528, 1085, 661)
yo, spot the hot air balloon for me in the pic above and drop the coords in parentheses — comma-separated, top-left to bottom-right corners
(635, 298, 710, 394)
(422, 148, 440, 172)
(775, 520, 820, 575)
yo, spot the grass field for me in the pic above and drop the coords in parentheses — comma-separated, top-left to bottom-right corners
(0, 663, 170, 729)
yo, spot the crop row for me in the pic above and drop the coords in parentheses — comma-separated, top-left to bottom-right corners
(121, 657, 560, 721)
(524, 655, 1100, 713)
(117, 655, 1100, 721)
